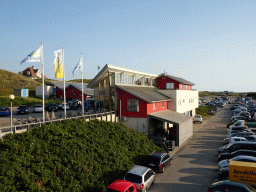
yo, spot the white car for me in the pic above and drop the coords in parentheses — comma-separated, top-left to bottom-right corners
(33, 104, 43, 113)
(193, 115, 202, 123)
(229, 136, 247, 144)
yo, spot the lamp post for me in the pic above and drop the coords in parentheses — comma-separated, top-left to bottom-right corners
(9, 94, 15, 128)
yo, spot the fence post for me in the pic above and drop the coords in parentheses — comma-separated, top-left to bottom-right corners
(13, 126, 16, 134)
(27, 125, 30, 132)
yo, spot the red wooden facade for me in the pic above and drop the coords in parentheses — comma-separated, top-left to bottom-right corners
(156, 76, 192, 90)
(118, 89, 168, 118)
(56, 85, 87, 101)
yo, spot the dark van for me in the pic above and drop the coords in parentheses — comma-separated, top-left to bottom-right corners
(218, 142, 256, 155)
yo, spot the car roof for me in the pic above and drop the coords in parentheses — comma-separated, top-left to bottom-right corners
(150, 151, 166, 158)
(231, 136, 246, 140)
(127, 165, 151, 176)
(210, 180, 250, 188)
(232, 155, 256, 161)
(107, 179, 134, 191)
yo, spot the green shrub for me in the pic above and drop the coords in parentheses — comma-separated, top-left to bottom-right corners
(0, 120, 162, 191)
(196, 105, 212, 118)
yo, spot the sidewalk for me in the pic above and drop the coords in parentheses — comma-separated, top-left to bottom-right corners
(168, 117, 211, 157)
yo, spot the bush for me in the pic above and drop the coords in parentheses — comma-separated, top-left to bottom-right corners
(196, 105, 212, 118)
(0, 120, 162, 191)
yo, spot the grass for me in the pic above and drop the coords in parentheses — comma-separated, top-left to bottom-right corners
(0, 69, 42, 96)
(196, 105, 212, 118)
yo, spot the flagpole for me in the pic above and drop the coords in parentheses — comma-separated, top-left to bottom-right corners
(81, 53, 84, 116)
(62, 47, 66, 118)
(42, 42, 45, 123)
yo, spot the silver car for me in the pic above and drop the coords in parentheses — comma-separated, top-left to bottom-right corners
(124, 165, 155, 192)
(33, 105, 43, 113)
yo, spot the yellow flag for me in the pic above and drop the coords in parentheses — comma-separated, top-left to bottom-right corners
(54, 49, 63, 78)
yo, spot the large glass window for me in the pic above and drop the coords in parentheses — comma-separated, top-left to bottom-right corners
(145, 78, 151, 86)
(134, 76, 142, 85)
(115, 73, 121, 84)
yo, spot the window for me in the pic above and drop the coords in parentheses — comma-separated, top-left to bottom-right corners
(166, 82, 174, 89)
(127, 100, 139, 112)
(185, 85, 187, 90)
(183, 100, 185, 103)
(153, 102, 156, 110)
(115, 73, 121, 84)
(128, 186, 135, 192)
(178, 100, 182, 105)
(161, 102, 164, 108)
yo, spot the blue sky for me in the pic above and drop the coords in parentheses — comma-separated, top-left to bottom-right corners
(1, 0, 256, 92)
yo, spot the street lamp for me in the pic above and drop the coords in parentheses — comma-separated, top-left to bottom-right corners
(9, 94, 15, 128)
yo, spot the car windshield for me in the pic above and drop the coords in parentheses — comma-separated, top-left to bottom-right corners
(146, 156, 161, 164)
(104, 188, 120, 192)
(0, 107, 7, 111)
(35, 105, 42, 107)
(125, 173, 142, 184)
(19, 106, 26, 109)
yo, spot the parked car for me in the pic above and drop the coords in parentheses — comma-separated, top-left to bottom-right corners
(103, 179, 137, 192)
(218, 167, 229, 180)
(223, 133, 256, 145)
(228, 136, 247, 144)
(226, 129, 252, 137)
(208, 180, 256, 191)
(218, 149, 256, 161)
(0, 107, 10, 116)
(193, 115, 202, 123)
(45, 103, 59, 112)
(124, 165, 155, 192)
(218, 142, 256, 155)
(33, 104, 43, 113)
(58, 103, 70, 110)
(143, 151, 172, 173)
(17, 105, 29, 115)
(218, 155, 256, 170)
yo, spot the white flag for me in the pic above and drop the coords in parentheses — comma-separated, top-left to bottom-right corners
(20, 45, 42, 64)
(72, 57, 83, 76)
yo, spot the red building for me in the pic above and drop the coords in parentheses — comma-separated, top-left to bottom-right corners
(53, 82, 94, 101)
(88, 64, 197, 146)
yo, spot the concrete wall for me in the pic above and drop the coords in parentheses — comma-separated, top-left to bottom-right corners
(36, 86, 54, 99)
(178, 118, 193, 146)
(122, 117, 148, 135)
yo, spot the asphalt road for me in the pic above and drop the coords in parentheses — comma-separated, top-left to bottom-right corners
(150, 104, 232, 192)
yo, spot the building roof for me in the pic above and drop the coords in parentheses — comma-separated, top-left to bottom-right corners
(148, 110, 192, 124)
(52, 81, 94, 96)
(157, 73, 195, 86)
(87, 64, 158, 88)
(116, 85, 172, 103)
(21, 67, 41, 78)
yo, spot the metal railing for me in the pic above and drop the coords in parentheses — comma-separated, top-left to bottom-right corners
(0, 111, 116, 139)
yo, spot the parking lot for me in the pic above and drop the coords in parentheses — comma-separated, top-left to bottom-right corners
(149, 103, 232, 191)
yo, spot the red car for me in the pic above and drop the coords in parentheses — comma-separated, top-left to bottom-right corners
(104, 179, 137, 192)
